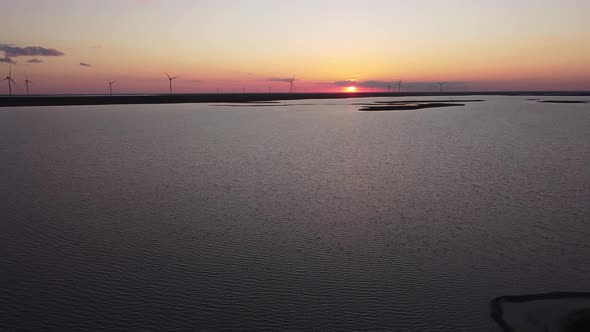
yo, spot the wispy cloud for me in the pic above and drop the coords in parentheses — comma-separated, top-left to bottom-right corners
(28, 58, 43, 63)
(332, 80, 390, 88)
(330, 80, 472, 91)
(0, 44, 65, 57)
(80, 62, 92, 67)
(0, 44, 65, 64)
(212, 79, 244, 83)
(268, 77, 296, 82)
(402, 81, 472, 91)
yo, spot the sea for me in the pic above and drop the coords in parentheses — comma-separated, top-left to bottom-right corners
(1, 96, 589, 331)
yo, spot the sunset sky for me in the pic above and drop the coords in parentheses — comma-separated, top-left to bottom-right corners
(2, 0, 589, 94)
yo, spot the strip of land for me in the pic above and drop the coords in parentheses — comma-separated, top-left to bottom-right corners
(0, 92, 589, 107)
(372, 99, 484, 104)
(538, 100, 588, 104)
(360, 102, 466, 111)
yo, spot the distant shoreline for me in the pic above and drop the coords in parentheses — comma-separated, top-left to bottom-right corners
(1, 91, 589, 107)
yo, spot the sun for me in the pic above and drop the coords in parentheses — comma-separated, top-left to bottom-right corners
(346, 86, 358, 93)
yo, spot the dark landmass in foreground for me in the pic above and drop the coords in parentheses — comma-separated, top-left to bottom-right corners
(1, 91, 589, 107)
(491, 292, 590, 332)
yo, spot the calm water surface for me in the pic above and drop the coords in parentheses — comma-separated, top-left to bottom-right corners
(1, 97, 589, 331)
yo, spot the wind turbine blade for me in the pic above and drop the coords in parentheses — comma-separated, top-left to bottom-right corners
(165, 73, 171, 79)
(10, 78, 16, 84)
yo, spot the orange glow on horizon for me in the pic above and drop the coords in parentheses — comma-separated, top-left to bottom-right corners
(346, 86, 358, 93)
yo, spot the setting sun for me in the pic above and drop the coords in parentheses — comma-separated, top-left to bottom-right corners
(346, 86, 358, 93)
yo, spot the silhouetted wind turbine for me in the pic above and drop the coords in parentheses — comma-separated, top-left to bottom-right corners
(288, 75, 296, 93)
(387, 82, 393, 93)
(24, 72, 33, 96)
(4, 64, 16, 96)
(397, 80, 403, 93)
(437, 82, 446, 93)
(107, 80, 116, 96)
(165, 73, 178, 94)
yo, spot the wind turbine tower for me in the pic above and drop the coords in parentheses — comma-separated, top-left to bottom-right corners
(438, 82, 446, 93)
(397, 80, 403, 93)
(107, 80, 116, 96)
(24, 72, 33, 96)
(3, 64, 16, 96)
(165, 73, 178, 94)
(288, 76, 296, 93)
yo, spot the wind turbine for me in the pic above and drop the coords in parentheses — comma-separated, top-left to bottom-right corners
(387, 82, 393, 93)
(107, 80, 116, 96)
(288, 75, 296, 93)
(165, 73, 178, 94)
(24, 72, 33, 96)
(3, 64, 16, 96)
(397, 80, 403, 93)
(437, 82, 446, 93)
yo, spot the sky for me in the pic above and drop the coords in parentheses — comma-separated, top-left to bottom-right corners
(1, 0, 589, 94)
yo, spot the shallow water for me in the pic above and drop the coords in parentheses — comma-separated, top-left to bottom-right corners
(1, 96, 589, 331)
